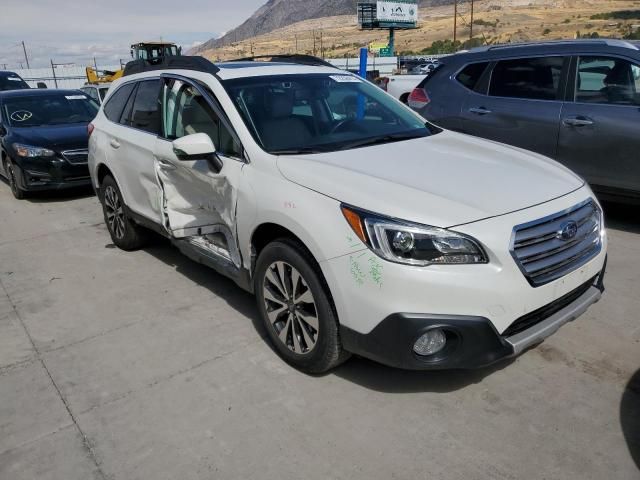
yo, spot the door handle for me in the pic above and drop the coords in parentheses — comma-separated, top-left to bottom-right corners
(157, 159, 177, 171)
(109, 139, 121, 149)
(468, 107, 492, 115)
(563, 117, 594, 127)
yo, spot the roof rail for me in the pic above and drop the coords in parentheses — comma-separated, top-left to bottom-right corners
(123, 56, 220, 77)
(474, 39, 639, 52)
(225, 54, 336, 68)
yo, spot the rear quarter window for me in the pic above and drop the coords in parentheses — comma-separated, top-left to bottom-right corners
(455, 62, 490, 90)
(103, 83, 135, 122)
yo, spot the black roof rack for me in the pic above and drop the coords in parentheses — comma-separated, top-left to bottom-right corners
(469, 38, 640, 54)
(123, 55, 220, 77)
(225, 54, 335, 68)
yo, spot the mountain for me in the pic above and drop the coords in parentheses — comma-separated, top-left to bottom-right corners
(192, 0, 455, 53)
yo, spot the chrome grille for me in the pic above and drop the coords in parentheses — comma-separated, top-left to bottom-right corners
(510, 199, 602, 287)
(62, 149, 88, 165)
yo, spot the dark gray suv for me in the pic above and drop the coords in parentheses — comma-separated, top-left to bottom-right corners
(408, 39, 640, 203)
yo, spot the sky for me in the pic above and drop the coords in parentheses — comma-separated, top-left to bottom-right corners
(0, 0, 266, 70)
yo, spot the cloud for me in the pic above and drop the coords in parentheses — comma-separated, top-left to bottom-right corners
(0, 0, 265, 68)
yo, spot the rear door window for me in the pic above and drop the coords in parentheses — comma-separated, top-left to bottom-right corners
(103, 83, 135, 122)
(128, 79, 161, 134)
(489, 56, 565, 100)
(575, 56, 640, 105)
(456, 62, 490, 90)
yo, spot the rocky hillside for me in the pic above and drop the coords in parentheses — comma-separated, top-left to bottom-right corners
(192, 0, 455, 53)
(196, 0, 639, 62)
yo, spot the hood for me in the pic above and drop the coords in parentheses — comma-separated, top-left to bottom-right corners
(277, 131, 584, 228)
(10, 124, 89, 152)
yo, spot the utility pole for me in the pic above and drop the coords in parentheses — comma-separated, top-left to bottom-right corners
(21, 41, 30, 69)
(50, 59, 58, 88)
(470, 0, 474, 40)
(453, 0, 458, 43)
(93, 56, 98, 71)
(313, 30, 316, 56)
(320, 31, 324, 58)
(295, 34, 298, 53)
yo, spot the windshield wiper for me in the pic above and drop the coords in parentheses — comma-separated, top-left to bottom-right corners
(270, 147, 331, 155)
(337, 132, 426, 151)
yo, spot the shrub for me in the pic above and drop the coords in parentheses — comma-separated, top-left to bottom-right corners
(590, 10, 640, 20)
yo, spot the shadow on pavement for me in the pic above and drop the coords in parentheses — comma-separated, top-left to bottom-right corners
(620, 369, 640, 471)
(329, 355, 515, 393)
(602, 201, 640, 234)
(142, 237, 266, 340)
(0, 175, 95, 203)
(136, 235, 516, 393)
(24, 185, 95, 204)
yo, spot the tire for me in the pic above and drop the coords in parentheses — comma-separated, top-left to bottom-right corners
(254, 239, 350, 373)
(5, 160, 26, 200)
(100, 175, 147, 251)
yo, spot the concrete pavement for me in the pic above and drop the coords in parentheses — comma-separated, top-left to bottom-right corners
(0, 182, 638, 480)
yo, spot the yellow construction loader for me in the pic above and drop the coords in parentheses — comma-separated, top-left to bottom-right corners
(85, 41, 182, 84)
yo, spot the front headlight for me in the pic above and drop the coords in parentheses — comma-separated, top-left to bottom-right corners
(12, 143, 55, 158)
(341, 205, 487, 266)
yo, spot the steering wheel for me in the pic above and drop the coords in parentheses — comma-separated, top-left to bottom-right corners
(330, 118, 361, 135)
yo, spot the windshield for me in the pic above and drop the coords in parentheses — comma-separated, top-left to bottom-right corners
(0, 74, 30, 91)
(223, 73, 433, 154)
(3, 93, 99, 127)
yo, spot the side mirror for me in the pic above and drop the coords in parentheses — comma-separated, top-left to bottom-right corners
(36, 82, 47, 89)
(0, 125, 7, 136)
(172, 133, 223, 172)
(172, 133, 216, 157)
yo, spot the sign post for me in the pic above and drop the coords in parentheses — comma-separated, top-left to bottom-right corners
(357, 47, 367, 119)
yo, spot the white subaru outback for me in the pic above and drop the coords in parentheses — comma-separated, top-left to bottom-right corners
(88, 55, 607, 373)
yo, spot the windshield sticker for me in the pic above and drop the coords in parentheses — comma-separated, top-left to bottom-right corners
(10, 110, 32, 122)
(330, 75, 362, 83)
(65, 95, 87, 100)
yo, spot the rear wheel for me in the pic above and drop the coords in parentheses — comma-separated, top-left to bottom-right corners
(5, 160, 26, 199)
(254, 239, 350, 373)
(100, 175, 147, 250)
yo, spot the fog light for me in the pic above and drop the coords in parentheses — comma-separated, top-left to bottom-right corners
(413, 329, 447, 356)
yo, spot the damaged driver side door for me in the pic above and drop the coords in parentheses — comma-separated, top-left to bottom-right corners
(153, 76, 246, 269)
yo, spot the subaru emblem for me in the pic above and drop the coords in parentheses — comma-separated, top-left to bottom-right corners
(558, 220, 578, 241)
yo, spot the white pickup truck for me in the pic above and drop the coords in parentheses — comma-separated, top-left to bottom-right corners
(379, 74, 426, 103)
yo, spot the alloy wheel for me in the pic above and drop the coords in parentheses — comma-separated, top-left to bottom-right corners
(263, 261, 319, 355)
(103, 185, 126, 240)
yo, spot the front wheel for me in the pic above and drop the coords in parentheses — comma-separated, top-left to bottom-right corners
(254, 239, 350, 373)
(5, 160, 26, 199)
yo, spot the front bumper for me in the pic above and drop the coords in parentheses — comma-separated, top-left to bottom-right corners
(14, 157, 91, 191)
(340, 263, 605, 370)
